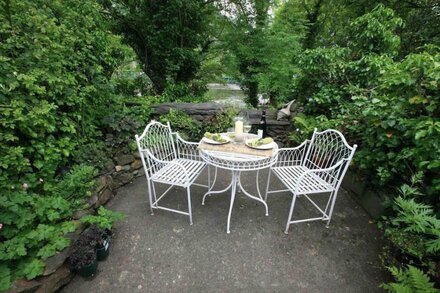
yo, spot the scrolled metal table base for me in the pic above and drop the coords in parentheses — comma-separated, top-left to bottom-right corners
(202, 168, 269, 234)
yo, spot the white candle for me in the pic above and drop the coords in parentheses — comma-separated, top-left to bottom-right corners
(235, 120, 243, 136)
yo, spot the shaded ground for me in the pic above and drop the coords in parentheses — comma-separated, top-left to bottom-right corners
(61, 168, 386, 293)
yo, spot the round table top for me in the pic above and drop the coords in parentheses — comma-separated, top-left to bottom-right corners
(199, 133, 278, 171)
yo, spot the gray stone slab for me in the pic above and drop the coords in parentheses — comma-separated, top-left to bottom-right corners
(61, 169, 386, 293)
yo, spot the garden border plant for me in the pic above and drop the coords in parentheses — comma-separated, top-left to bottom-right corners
(80, 207, 125, 262)
(285, 5, 440, 289)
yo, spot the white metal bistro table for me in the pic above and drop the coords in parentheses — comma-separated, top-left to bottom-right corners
(199, 134, 279, 233)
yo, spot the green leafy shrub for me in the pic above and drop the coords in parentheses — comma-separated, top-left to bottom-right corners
(289, 5, 440, 203)
(0, 163, 97, 288)
(348, 4, 403, 56)
(288, 113, 332, 144)
(0, 0, 130, 289)
(376, 173, 440, 288)
(295, 46, 350, 109)
(203, 108, 238, 134)
(159, 109, 202, 141)
(159, 108, 238, 141)
(48, 165, 97, 207)
(71, 141, 112, 172)
(80, 206, 125, 230)
(287, 9, 439, 281)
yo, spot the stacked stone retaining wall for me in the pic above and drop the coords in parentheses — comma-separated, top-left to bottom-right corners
(151, 103, 292, 147)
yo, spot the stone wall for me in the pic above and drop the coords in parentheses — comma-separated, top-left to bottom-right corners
(7, 152, 144, 293)
(152, 102, 292, 146)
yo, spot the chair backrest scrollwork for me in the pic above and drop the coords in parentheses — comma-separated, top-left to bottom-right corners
(303, 129, 357, 188)
(135, 121, 177, 178)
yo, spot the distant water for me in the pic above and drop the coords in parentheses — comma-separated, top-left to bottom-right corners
(206, 83, 247, 108)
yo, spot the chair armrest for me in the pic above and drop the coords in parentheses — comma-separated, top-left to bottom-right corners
(144, 148, 190, 182)
(173, 132, 202, 161)
(294, 159, 345, 193)
(274, 140, 310, 167)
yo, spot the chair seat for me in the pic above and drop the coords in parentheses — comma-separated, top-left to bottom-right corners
(272, 165, 334, 194)
(151, 159, 206, 187)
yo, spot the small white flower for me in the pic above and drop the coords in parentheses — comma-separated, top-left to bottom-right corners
(296, 128, 299, 132)
(0, 224, 3, 230)
(22, 183, 29, 189)
(39, 178, 44, 183)
(13, 71, 17, 76)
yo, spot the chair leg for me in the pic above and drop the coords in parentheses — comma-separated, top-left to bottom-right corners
(151, 181, 157, 214)
(326, 190, 339, 227)
(187, 186, 193, 225)
(285, 192, 298, 234)
(147, 180, 154, 215)
(264, 169, 272, 202)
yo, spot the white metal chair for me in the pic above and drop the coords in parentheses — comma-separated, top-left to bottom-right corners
(135, 120, 208, 225)
(265, 128, 357, 234)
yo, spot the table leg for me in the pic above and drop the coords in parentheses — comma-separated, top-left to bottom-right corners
(226, 171, 239, 234)
(256, 169, 262, 198)
(202, 168, 270, 233)
(237, 171, 269, 216)
(202, 167, 229, 205)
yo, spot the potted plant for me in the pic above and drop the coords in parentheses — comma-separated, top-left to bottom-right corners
(69, 233, 98, 277)
(80, 207, 125, 261)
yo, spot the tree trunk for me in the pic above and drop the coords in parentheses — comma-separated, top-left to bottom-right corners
(245, 80, 259, 107)
(303, 0, 325, 49)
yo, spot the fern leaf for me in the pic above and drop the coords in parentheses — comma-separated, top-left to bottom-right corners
(383, 266, 439, 293)
(407, 265, 438, 293)
(426, 238, 440, 254)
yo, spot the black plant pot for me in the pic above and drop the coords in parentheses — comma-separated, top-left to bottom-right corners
(97, 238, 110, 261)
(76, 259, 98, 277)
(73, 258, 98, 277)
(97, 229, 112, 261)
(69, 235, 99, 277)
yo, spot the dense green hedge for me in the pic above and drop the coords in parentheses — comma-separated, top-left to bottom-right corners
(290, 6, 439, 204)
(286, 6, 440, 286)
(0, 1, 214, 288)
(0, 0, 131, 289)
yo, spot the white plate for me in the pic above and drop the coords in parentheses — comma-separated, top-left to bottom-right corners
(245, 138, 275, 150)
(202, 135, 231, 145)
